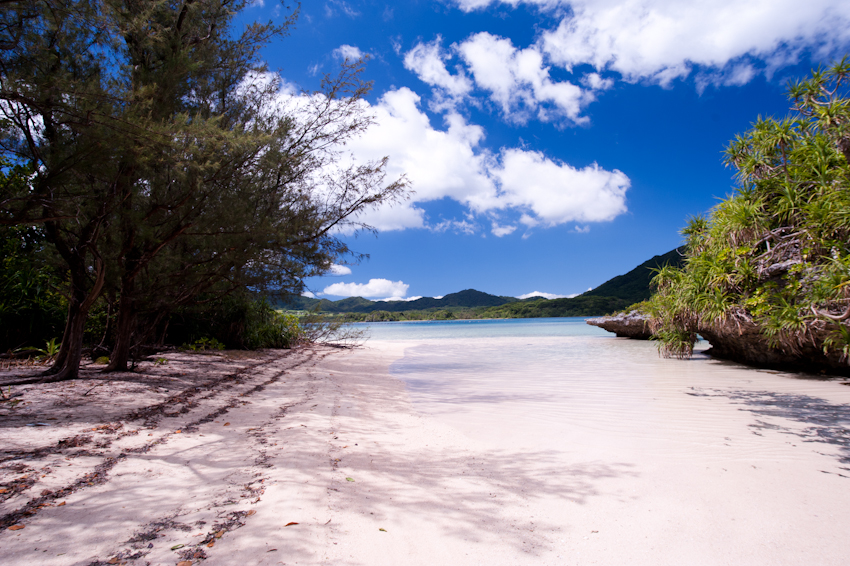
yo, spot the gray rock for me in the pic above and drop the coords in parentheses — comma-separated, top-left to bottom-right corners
(586, 310, 652, 339)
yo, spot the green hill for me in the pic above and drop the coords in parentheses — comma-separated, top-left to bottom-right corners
(280, 288, 515, 313)
(279, 248, 682, 319)
(583, 247, 685, 304)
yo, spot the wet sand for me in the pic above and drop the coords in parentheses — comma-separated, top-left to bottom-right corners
(1, 338, 849, 565)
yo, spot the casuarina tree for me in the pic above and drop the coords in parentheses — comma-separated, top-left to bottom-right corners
(0, 0, 408, 379)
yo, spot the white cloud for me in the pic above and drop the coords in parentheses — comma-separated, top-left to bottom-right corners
(405, 33, 611, 124)
(455, 0, 850, 88)
(344, 88, 496, 231)
(334, 44, 365, 61)
(302, 290, 316, 298)
(325, 0, 360, 18)
(322, 278, 410, 298)
(433, 218, 479, 235)
(455, 0, 559, 9)
(493, 149, 629, 225)
(378, 296, 423, 302)
(344, 88, 629, 231)
(327, 264, 352, 276)
(581, 72, 614, 91)
(517, 291, 579, 299)
(403, 38, 474, 99)
(251, 76, 629, 234)
(433, 295, 444, 300)
(491, 222, 517, 237)
(457, 32, 590, 123)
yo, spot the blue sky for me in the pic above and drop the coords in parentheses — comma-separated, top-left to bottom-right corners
(245, 0, 850, 301)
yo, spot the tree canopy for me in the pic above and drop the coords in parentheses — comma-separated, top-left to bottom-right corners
(0, 0, 408, 379)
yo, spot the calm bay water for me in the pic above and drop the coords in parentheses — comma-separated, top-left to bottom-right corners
(355, 316, 607, 340)
(360, 317, 850, 461)
(356, 317, 850, 564)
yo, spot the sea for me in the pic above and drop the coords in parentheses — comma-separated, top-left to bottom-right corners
(353, 316, 850, 458)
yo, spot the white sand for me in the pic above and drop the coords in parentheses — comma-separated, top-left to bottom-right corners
(1, 338, 849, 565)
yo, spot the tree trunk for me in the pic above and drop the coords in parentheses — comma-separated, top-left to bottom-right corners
(41, 257, 105, 382)
(106, 283, 135, 372)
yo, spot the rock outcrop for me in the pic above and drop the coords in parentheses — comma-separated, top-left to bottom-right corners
(586, 311, 652, 339)
(696, 315, 848, 375)
(587, 310, 850, 375)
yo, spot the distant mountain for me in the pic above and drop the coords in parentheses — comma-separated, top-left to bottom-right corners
(278, 248, 684, 317)
(278, 294, 321, 311)
(280, 288, 516, 313)
(582, 247, 685, 304)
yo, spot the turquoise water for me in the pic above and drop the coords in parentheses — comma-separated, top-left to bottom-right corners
(355, 316, 609, 340)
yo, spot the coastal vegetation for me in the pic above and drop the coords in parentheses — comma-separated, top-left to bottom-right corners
(644, 58, 850, 371)
(0, 0, 406, 379)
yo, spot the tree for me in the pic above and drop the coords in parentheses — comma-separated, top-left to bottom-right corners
(1, 0, 408, 379)
(1, 0, 130, 379)
(0, 161, 66, 351)
(646, 57, 850, 366)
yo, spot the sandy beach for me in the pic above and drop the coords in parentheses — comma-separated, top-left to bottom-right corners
(2, 337, 850, 565)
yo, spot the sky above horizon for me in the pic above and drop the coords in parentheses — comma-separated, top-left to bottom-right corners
(244, 0, 850, 301)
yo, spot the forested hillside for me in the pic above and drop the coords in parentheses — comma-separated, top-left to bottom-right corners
(281, 249, 684, 320)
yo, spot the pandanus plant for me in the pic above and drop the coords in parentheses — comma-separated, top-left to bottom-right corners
(646, 56, 850, 361)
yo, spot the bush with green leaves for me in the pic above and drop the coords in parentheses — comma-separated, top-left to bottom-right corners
(168, 292, 302, 350)
(647, 57, 850, 362)
(242, 301, 303, 350)
(0, 163, 67, 352)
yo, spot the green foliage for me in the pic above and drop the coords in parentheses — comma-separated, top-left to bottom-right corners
(583, 248, 686, 304)
(0, 164, 67, 350)
(646, 57, 850, 359)
(284, 253, 689, 322)
(17, 337, 63, 362)
(1, 1, 408, 376)
(242, 303, 303, 350)
(170, 293, 302, 350)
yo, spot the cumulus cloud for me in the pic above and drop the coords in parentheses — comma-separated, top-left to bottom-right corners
(378, 295, 424, 302)
(491, 222, 517, 237)
(344, 87, 629, 231)
(250, 75, 629, 234)
(333, 44, 365, 61)
(457, 32, 590, 123)
(343, 88, 496, 230)
(405, 34, 605, 124)
(453, 0, 850, 88)
(517, 291, 579, 299)
(301, 290, 316, 298)
(493, 149, 629, 225)
(322, 278, 410, 298)
(327, 264, 352, 276)
(403, 38, 474, 100)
